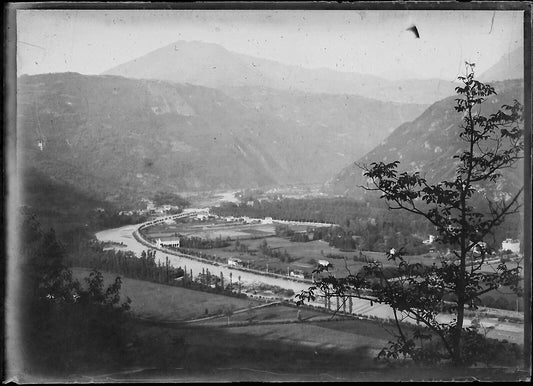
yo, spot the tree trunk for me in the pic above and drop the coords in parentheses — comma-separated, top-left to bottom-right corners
(454, 297, 465, 365)
(454, 186, 469, 365)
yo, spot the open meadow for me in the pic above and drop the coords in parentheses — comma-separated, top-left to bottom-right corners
(143, 220, 277, 240)
(72, 268, 260, 321)
(141, 218, 438, 278)
(139, 219, 523, 313)
(45, 270, 525, 382)
(69, 267, 397, 378)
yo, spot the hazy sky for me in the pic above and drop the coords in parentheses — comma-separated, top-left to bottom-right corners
(16, 9, 523, 80)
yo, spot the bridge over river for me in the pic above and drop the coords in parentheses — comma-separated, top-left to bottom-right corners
(95, 213, 524, 344)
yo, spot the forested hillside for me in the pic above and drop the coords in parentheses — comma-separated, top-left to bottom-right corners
(17, 72, 425, 202)
(328, 79, 524, 199)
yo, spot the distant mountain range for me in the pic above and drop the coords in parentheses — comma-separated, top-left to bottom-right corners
(18, 42, 524, 207)
(103, 40, 457, 105)
(17, 72, 426, 203)
(327, 79, 524, 200)
(479, 46, 523, 82)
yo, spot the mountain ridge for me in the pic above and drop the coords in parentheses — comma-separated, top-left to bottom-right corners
(17, 72, 427, 203)
(479, 46, 523, 82)
(327, 78, 524, 200)
(103, 40, 457, 104)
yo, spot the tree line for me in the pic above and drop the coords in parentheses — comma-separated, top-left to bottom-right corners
(213, 195, 520, 255)
(66, 239, 247, 298)
(17, 210, 133, 375)
(258, 239, 294, 263)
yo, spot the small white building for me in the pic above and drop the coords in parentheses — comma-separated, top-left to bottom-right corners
(262, 217, 273, 225)
(423, 235, 437, 245)
(156, 238, 180, 248)
(501, 239, 520, 254)
(289, 270, 305, 279)
(228, 258, 243, 267)
(317, 259, 330, 267)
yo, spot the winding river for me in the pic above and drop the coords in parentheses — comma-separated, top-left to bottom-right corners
(95, 217, 524, 344)
(95, 220, 393, 318)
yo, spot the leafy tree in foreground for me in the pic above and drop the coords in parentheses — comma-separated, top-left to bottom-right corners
(298, 63, 523, 366)
(19, 209, 132, 373)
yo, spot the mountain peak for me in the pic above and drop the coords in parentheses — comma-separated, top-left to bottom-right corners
(103, 40, 456, 104)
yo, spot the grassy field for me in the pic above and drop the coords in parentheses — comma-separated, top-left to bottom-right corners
(66, 269, 386, 379)
(144, 221, 277, 240)
(144, 219, 438, 271)
(141, 219, 522, 310)
(224, 321, 389, 353)
(117, 318, 385, 378)
(72, 268, 260, 321)
(71, 267, 391, 370)
(29, 268, 524, 382)
(195, 304, 346, 327)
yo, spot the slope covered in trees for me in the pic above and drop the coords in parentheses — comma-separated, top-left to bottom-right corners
(328, 79, 524, 200)
(16, 211, 132, 375)
(17, 72, 426, 202)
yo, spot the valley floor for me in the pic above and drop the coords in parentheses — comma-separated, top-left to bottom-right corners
(96, 222, 525, 345)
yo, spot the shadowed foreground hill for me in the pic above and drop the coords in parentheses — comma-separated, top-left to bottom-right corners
(17, 72, 426, 203)
(14, 268, 526, 382)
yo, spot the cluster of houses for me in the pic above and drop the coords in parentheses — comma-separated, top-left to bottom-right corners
(143, 199, 182, 215)
(234, 190, 283, 206)
(192, 212, 273, 225)
(422, 234, 521, 255)
(228, 257, 330, 279)
(118, 199, 183, 217)
(155, 238, 181, 249)
(501, 238, 521, 254)
(289, 269, 305, 279)
(227, 257, 330, 281)
(227, 257, 244, 267)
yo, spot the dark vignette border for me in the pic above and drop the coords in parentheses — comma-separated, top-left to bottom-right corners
(2, 0, 532, 382)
